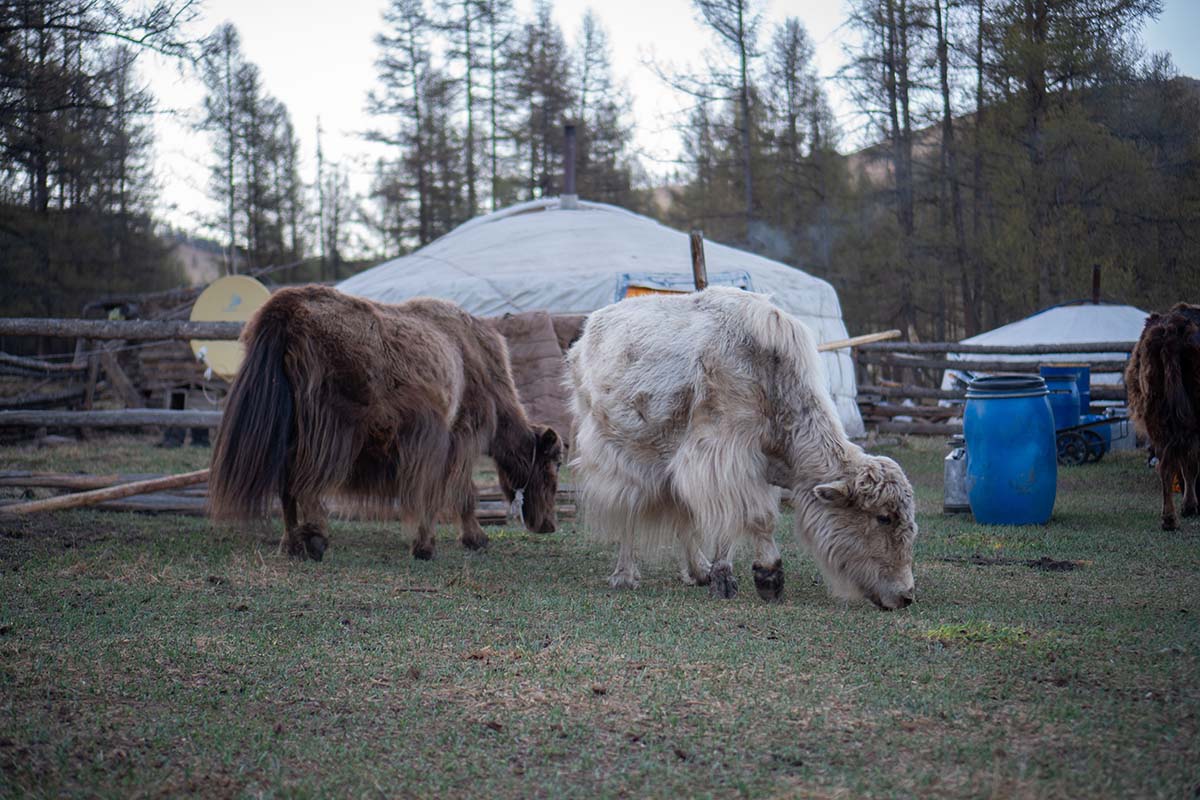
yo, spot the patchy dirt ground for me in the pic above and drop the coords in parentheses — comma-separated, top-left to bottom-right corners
(0, 435, 1197, 797)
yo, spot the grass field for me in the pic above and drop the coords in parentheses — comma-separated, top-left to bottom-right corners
(0, 435, 1197, 798)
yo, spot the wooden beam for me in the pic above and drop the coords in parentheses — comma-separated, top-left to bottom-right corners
(99, 342, 143, 408)
(817, 329, 902, 352)
(0, 409, 222, 428)
(0, 318, 243, 341)
(0, 469, 211, 516)
(0, 352, 88, 374)
(857, 352, 1127, 373)
(872, 420, 963, 435)
(0, 386, 90, 410)
(858, 383, 965, 400)
(860, 403, 962, 420)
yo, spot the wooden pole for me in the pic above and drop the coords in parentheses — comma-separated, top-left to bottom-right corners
(817, 329, 902, 352)
(689, 230, 708, 291)
(0, 318, 243, 341)
(857, 340, 1135, 355)
(0, 409, 222, 428)
(0, 469, 211, 516)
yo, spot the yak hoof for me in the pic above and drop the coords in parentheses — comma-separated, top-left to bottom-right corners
(752, 560, 784, 602)
(1182, 504, 1198, 518)
(1161, 516, 1179, 531)
(708, 564, 738, 600)
(303, 532, 328, 562)
(461, 534, 489, 552)
(412, 543, 435, 561)
(608, 570, 640, 590)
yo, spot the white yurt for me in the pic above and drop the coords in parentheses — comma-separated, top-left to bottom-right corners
(339, 197, 864, 435)
(941, 300, 1151, 394)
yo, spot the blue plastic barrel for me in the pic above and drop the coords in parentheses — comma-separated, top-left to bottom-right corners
(1040, 363, 1091, 415)
(1041, 372, 1081, 430)
(964, 375, 1057, 525)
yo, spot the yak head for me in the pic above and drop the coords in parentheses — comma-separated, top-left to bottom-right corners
(498, 425, 563, 534)
(798, 454, 918, 611)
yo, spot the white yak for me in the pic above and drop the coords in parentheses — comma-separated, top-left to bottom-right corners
(566, 287, 917, 610)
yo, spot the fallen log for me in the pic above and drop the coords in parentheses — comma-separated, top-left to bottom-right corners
(0, 469, 211, 516)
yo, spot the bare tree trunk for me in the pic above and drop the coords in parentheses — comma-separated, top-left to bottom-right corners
(936, 0, 971, 337)
(737, 0, 754, 231)
(971, 0, 987, 331)
(223, 35, 237, 274)
(1023, 0, 1051, 307)
(462, 0, 477, 218)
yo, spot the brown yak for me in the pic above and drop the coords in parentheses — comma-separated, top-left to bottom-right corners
(1125, 303, 1200, 530)
(209, 285, 563, 560)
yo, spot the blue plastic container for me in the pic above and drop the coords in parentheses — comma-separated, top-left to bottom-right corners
(964, 375, 1057, 525)
(1080, 413, 1111, 458)
(1040, 363, 1091, 415)
(1042, 373, 1081, 430)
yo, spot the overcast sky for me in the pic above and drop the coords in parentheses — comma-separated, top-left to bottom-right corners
(145, 0, 1200, 239)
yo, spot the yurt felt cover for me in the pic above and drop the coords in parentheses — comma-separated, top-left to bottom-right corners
(490, 312, 574, 441)
(941, 301, 1151, 392)
(339, 198, 863, 435)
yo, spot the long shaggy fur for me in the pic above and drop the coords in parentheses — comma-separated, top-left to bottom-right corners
(566, 287, 918, 609)
(1125, 303, 1200, 529)
(209, 285, 562, 560)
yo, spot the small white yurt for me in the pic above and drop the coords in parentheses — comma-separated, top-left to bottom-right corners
(339, 198, 864, 435)
(941, 300, 1151, 394)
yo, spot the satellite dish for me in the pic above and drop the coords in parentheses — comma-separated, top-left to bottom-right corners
(189, 275, 271, 380)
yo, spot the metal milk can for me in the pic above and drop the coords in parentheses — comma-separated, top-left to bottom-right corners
(943, 434, 970, 513)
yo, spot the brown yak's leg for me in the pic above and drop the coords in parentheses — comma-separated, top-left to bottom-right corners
(458, 482, 489, 551)
(1182, 455, 1199, 518)
(412, 516, 436, 561)
(279, 488, 306, 559)
(296, 498, 330, 561)
(1159, 457, 1179, 531)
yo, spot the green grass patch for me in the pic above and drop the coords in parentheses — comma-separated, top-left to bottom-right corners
(0, 433, 1197, 797)
(923, 621, 1031, 648)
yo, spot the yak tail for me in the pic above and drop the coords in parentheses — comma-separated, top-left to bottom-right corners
(208, 313, 293, 521)
(1143, 321, 1198, 442)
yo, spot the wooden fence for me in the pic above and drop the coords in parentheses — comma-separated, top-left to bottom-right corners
(0, 317, 243, 426)
(853, 340, 1136, 436)
(2, 317, 1138, 438)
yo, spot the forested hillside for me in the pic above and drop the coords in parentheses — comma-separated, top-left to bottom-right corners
(1, 0, 1196, 343)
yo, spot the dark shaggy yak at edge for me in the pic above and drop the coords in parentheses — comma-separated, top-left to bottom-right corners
(208, 285, 563, 560)
(1125, 302, 1200, 530)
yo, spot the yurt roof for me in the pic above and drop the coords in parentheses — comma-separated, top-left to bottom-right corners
(942, 300, 1151, 392)
(960, 301, 1150, 347)
(337, 197, 863, 435)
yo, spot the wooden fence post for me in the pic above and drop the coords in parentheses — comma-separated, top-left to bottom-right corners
(689, 231, 708, 291)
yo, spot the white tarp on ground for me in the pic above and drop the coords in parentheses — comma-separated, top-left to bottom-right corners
(338, 197, 864, 435)
(940, 302, 1151, 394)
